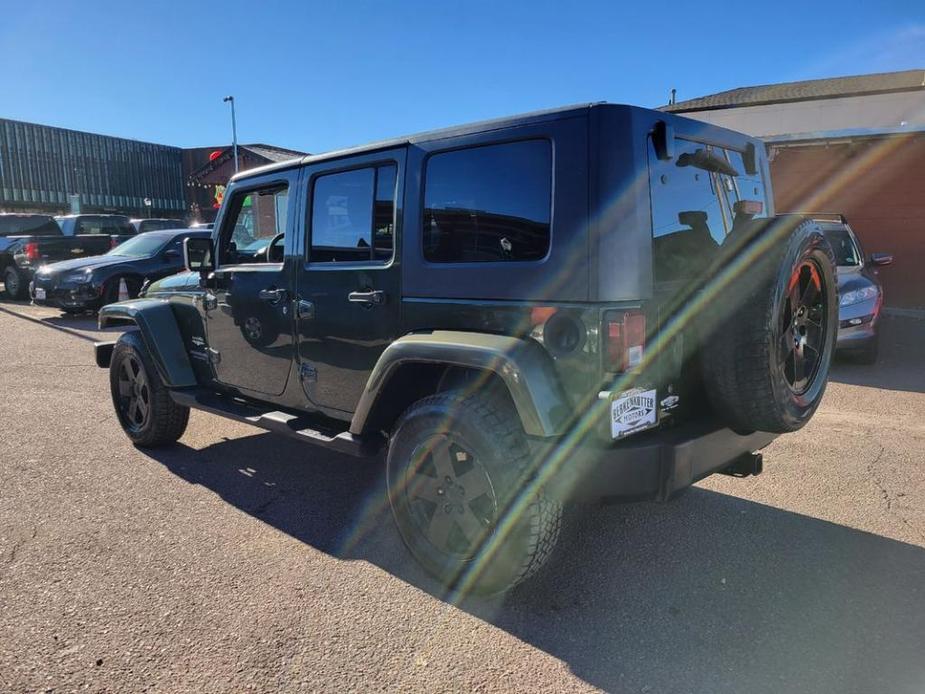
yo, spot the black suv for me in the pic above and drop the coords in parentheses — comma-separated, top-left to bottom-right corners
(94, 104, 838, 593)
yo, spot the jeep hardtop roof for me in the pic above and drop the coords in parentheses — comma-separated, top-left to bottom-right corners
(231, 102, 766, 183)
(225, 103, 770, 305)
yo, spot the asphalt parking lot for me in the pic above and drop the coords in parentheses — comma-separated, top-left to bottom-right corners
(1, 299, 923, 693)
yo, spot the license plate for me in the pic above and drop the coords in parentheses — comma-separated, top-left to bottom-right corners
(611, 388, 658, 439)
(34, 288, 46, 300)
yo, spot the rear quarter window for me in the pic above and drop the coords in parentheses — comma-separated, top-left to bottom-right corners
(422, 139, 552, 263)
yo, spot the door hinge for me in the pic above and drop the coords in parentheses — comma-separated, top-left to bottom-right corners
(299, 363, 317, 382)
(207, 347, 221, 365)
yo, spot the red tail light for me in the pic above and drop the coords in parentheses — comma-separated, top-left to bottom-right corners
(605, 310, 646, 372)
(24, 242, 40, 262)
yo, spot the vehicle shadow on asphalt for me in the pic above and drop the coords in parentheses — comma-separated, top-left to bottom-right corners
(830, 315, 925, 394)
(142, 437, 925, 694)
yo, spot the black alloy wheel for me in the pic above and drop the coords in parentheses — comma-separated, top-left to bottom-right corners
(404, 433, 496, 559)
(387, 392, 561, 594)
(779, 259, 828, 394)
(108, 331, 190, 447)
(115, 353, 150, 433)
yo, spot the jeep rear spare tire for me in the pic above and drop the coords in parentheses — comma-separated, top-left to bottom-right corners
(387, 392, 561, 595)
(703, 217, 837, 433)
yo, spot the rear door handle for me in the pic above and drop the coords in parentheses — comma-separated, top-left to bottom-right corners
(258, 287, 288, 304)
(347, 290, 386, 305)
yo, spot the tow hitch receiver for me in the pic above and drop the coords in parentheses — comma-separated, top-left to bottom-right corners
(721, 452, 763, 478)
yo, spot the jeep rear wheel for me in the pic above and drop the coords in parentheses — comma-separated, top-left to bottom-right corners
(703, 218, 838, 433)
(387, 392, 561, 595)
(110, 331, 190, 447)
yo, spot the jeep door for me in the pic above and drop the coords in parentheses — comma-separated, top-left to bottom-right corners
(204, 169, 299, 396)
(295, 149, 404, 414)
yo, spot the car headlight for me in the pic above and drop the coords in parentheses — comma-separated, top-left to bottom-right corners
(840, 285, 878, 306)
(64, 270, 94, 284)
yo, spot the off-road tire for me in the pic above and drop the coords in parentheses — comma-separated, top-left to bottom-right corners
(3, 266, 27, 300)
(702, 217, 838, 433)
(109, 330, 189, 447)
(387, 392, 561, 595)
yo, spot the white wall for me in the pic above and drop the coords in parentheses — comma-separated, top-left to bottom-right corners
(679, 91, 925, 137)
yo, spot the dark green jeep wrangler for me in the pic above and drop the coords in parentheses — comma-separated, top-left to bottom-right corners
(95, 104, 837, 593)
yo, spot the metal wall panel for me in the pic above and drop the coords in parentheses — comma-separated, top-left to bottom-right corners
(0, 117, 185, 216)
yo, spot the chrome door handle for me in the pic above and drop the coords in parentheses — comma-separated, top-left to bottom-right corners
(347, 289, 386, 305)
(258, 287, 288, 304)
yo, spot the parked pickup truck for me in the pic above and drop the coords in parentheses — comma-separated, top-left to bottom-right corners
(95, 104, 838, 594)
(0, 213, 136, 299)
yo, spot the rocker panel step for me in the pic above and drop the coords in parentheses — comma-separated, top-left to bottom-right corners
(170, 388, 384, 458)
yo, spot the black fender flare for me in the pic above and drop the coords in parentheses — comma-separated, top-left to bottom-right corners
(97, 299, 196, 388)
(350, 331, 571, 438)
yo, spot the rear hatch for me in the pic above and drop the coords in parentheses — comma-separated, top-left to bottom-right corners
(644, 129, 772, 423)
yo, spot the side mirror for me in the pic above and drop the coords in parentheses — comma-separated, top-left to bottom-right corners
(184, 237, 214, 278)
(870, 253, 893, 267)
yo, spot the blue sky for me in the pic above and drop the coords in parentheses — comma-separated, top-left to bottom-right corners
(2, 0, 923, 154)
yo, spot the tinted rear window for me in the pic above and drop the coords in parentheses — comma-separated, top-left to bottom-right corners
(73, 217, 133, 235)
(423, 140, 552, 263)
(649, 137, 767, 283)
(0, 215, 60, 237)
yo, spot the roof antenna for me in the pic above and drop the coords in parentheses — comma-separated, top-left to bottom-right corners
(669, 88, 677, 105)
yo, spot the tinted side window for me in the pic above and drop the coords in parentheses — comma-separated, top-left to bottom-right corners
(220, 184, 289, 264)
(423, 140, 551, 263)
(310, 164, 396, 263)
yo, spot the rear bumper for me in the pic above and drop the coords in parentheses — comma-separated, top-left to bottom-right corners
(541, 420, 777, 503)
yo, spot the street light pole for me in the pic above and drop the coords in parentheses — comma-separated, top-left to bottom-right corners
(223, 95, 239, 173)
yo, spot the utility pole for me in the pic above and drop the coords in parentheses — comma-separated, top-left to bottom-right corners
(223, 95, 239, 173)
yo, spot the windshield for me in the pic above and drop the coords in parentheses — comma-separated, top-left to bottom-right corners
(106, 234, 170, 258)
(823, 227, 861, 266)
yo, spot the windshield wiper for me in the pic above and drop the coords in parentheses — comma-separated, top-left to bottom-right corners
(677, 148, 739, 176)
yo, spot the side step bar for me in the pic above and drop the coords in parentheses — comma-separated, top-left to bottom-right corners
(170, 388, 384, 458)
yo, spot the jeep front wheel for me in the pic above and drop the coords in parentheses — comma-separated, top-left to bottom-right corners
(386, 392, 561, 595)
(109, 331, 190, 447)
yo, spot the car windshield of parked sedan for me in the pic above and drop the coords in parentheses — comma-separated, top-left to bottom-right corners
(105, 233, 172, 258)
(823, 227, 861, 266)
